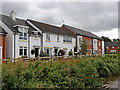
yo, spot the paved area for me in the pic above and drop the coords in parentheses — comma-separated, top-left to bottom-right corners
(102, 78, 120, 89)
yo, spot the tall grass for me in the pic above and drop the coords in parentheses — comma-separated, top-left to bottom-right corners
(2, 56, 119, 89)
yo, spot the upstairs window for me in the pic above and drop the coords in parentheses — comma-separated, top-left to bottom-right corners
(46, 34, 50, 41)
(99, 42, 101, 46)
(63, 37, 72, 43)
(57, 35, 59, 41)
(90, 40, 92, 45)
(19, 27, 28, 40)
(112, 46, 114, 49)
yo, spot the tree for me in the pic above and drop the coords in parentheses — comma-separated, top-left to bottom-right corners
(102, 36, 112, 42)
(81, 39, 88, 55)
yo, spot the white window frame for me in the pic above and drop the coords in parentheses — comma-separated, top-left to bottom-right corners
(57, 35, 59, 41)
(112, 46, 114, 49)
(0, 46, 2, 59)
(63, 37, 72, 43)
(46, 34, 50, 41)
(19, 46, 27, 56)
(19, 27, 28, 40)
(90, 40, 92, 45)
(99, 42, 101, 46)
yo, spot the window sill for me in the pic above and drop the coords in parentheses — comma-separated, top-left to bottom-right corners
(46, 40, 51, 42)
(63, 42, 72, 44)
(18, 40, 28, 42)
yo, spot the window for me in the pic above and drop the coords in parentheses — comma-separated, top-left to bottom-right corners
(90, 40, 92, 45)
(19, 27, 28, 40)
(99, 49, 101, 55)
(63, 37, 72, 43)
(106, 46, 108, 49)
(86, 40, 88, 45)
(90, 49, 92, 55)
(57, 35, 59, 41)
(19, 47, 27, 56)
(46, 34, 50, 41)
(99, 42, 101, 46)
(79, 37, 82, 46)
(112, 46, 114, 49)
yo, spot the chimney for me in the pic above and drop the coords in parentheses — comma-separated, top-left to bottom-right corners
(9, 11, 16, 21)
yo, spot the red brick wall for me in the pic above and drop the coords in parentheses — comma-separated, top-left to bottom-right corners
(0, 35, 6, 59)
(108, 46, 118, 53)
(82, 36, 93, 55)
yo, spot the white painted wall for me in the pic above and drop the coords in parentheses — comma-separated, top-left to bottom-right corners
(102, 40, 104, 55)
(15, 35, 28, 58)
(0, 46, 2, 59)
(93, 39, 98, 55)
(77, 35, 82, 52)
(43, 32, 75, 56)
(0, 20, 13, 59)
(30, 35, 41, 58)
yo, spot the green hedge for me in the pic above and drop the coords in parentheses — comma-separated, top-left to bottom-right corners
(2, 56, 120, 89)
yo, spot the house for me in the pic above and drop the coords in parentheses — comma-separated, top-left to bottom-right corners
(26, 19, 76, 56)
(62, 24, 104, 56)
(0, 11, 42, 59)
(105, 42, 119, 53)
(0, 26, 8, 59)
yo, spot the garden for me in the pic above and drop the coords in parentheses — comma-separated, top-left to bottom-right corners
(1, 54, 120, 89)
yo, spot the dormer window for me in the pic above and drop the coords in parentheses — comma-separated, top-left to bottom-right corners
(19, 27, 28, 40)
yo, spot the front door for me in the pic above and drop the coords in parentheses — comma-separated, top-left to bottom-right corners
(35, 48, 39, 57)
(0, 46, 2, 59)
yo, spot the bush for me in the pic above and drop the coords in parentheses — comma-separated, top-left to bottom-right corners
(68, 51, 73, 56)
(39, 52, 49, 57)
(2, 56, 120, 89)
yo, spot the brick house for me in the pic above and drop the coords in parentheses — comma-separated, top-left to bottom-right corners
(62, 24, 104, 56)
(0, 26, 7, 59)
(105, 42, 119, 53)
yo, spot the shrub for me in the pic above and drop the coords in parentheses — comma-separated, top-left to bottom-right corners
(39, 52, 49, 57)
(68, 51, 73, 56)
(2, 56, 120, 89)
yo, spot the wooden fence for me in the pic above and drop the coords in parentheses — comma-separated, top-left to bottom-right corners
(0, 55, 99, 64)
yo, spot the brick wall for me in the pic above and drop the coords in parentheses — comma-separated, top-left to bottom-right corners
(0, 35, 6, 59)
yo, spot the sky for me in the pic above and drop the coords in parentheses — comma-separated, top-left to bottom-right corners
(0, 1, 118, 39)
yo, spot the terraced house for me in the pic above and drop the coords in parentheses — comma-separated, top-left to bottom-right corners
(0, 26, 7, 59)
(105, 42, 119, 53)
(62, 25, 104, 56)
(0, 11, 42, 59)
(0, 11, 105, 59)
(26, 19, 76, 56)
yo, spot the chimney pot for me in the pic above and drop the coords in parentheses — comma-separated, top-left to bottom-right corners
(9, 11, 16, 21)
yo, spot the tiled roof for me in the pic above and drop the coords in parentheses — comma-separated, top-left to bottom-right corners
(105, 42, 118, 47)
(63, 24, 102, 40)
(0, 26, 8, 34)
(0, 14, 37, 34)
(27, 19, 76, 37)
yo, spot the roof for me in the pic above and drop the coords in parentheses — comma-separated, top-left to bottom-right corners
(0, 14, 37, 34)
(27, 19, 76, 37)
(0, 26, 8, 34)
(105, 42, 118, 47)
(63, 24, 102, 40)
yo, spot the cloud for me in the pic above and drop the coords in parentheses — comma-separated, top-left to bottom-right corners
(1, 2, 118, 38)
(92, 28, 118, 39)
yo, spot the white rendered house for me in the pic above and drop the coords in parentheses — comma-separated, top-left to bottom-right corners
(26, 19, 76, 56)
(0, 11, 42, 59)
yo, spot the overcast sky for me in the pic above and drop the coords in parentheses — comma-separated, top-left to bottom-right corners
(0, 2, 118, 39)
